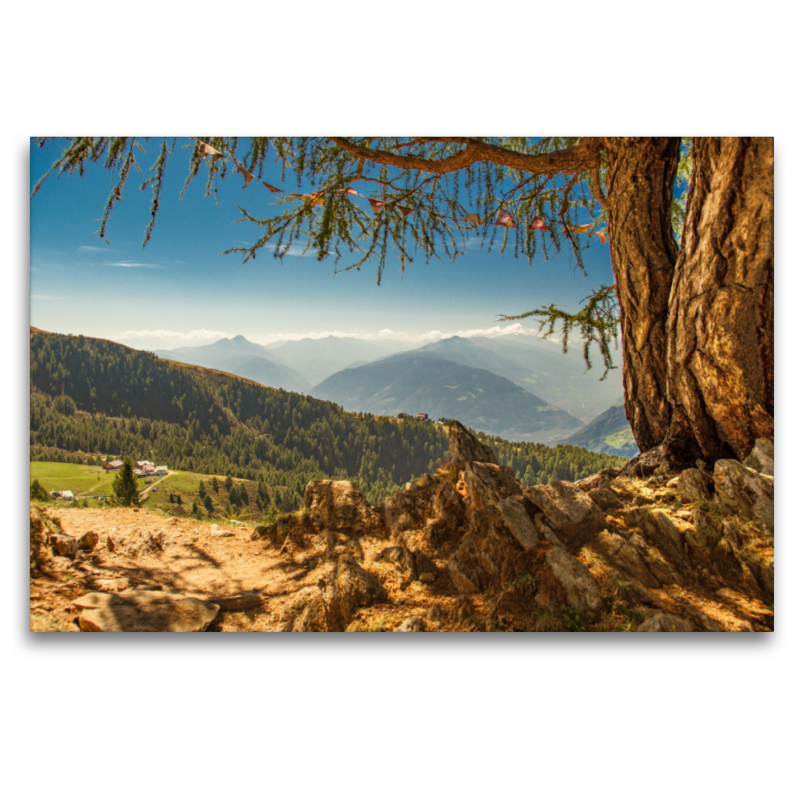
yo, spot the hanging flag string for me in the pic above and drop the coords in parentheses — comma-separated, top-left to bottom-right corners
(195, 139, 608, 242)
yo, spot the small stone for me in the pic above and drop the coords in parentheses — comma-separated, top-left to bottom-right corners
(636, 613, 694, 632)
(50, 534, 78, 558)
(396, 616, 426, 632)
(97, 577, 129, 593)
(78, 531, 99, 551)
(106, 536, 116, 552)
(427, 605, 443, 623)
(413, 549, 437, 578)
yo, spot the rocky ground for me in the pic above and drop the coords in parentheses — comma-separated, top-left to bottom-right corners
(29, 423, 774, 632)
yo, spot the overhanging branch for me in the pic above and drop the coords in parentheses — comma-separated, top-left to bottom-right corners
(330, 137, 604, 176)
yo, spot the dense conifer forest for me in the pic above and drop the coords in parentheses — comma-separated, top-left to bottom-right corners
(30, 330, 626, 507)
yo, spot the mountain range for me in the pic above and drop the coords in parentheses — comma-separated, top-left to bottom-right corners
(152, 331, 632, 447)
(153, 335, 408, 393)
(560, 402, 639, 458)
(310, 352, 584, 441)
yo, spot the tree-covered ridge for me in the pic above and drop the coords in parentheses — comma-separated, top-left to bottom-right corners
(30, 329, 626, 505)
(475, 432, 626, 484)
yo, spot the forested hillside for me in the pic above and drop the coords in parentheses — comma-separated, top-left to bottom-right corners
(30, 330, 626, 507)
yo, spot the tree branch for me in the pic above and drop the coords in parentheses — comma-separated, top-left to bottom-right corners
(330, 137, 604, 176)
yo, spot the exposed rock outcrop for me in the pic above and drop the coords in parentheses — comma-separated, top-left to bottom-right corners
(305, 480, 385, 537)
(713, 459, 774, 533)
(39, 424, 772, 634)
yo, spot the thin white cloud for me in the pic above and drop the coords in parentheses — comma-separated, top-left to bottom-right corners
(249, 323, 551, 346)
(79, 245, 107, 252)
(118, 328, 232, 341)
(108, 323, 575, 351)
(104, 261, 162, 268)
(263, 243, 315, 258)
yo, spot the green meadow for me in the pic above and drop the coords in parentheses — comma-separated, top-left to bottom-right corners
(29, 462, 118, 497)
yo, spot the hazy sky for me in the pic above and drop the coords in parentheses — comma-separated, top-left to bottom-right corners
(30, 138, 616, 350)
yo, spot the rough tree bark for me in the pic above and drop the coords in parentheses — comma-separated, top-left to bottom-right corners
(604, 138, 681, 452)
(664, 137, 774, 463)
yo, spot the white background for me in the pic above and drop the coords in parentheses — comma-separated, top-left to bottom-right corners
(4, 2, 796, 798)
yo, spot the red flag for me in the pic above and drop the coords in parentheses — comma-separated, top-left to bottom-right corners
(262, 181, 283, 193)
(398, 206, 414, 217)
(463, 213, 481, 224)
(342, 187, 358, 196)
(307, 193, 325, 207)
(234, 162, 255, 189)
(590, 231, 608, 244)
(198, 141, 222, 159)
(494, 210, 516, 228)
(368, 198, 386, 212)
(562, 223, 593, 234)
(529, 216, 547, 230)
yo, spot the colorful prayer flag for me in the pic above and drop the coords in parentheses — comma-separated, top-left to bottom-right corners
(463, 213, 481, 224)
(494, 210, 516, 228)
(529, 216, 547, 230)
(368, 198, 386, 212)
(234, 162, 255, 189)
(590, 231, 608, 244)
(262, 181, 283, 193)
(563, 223, 593, 234)
(198, 141, 222, 158)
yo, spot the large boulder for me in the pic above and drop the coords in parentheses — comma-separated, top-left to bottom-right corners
(463, 462, 523, 511)
(385, 485, 431, 540)
(544, 547, 605, 622)
(332, 554, 388, 608)
(523, 481, 605, 542)
(713, 460, 774, 533)
(304, 480, 384, 537)
(674, 468, 713, 504)
(73, 590, 220, 632)
(497, 497, 540, 549)
(743, 438, 774, 476)
(374, 546, 418, 581)
(596, 530, 661, 589)
(446, 509, 514, 594)
(448, 420, 498, 466)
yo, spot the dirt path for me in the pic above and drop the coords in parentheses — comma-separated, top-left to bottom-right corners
(30, 504, 463, 632)
(33, 506, 316, 631)
(138, 470, 175, 498)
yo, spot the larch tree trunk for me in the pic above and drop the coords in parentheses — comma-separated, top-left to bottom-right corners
(664, 137, 774, 463)
(604, 137, 681, 452)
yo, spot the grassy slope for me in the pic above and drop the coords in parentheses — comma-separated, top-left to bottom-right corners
(30, 462, 118, 496)
(30, 462, 283, 523)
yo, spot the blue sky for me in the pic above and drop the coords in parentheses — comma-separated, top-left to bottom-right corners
(31, 138, 616, 350)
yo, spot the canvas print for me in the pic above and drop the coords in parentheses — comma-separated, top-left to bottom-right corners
(29, 137, 774, 632)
